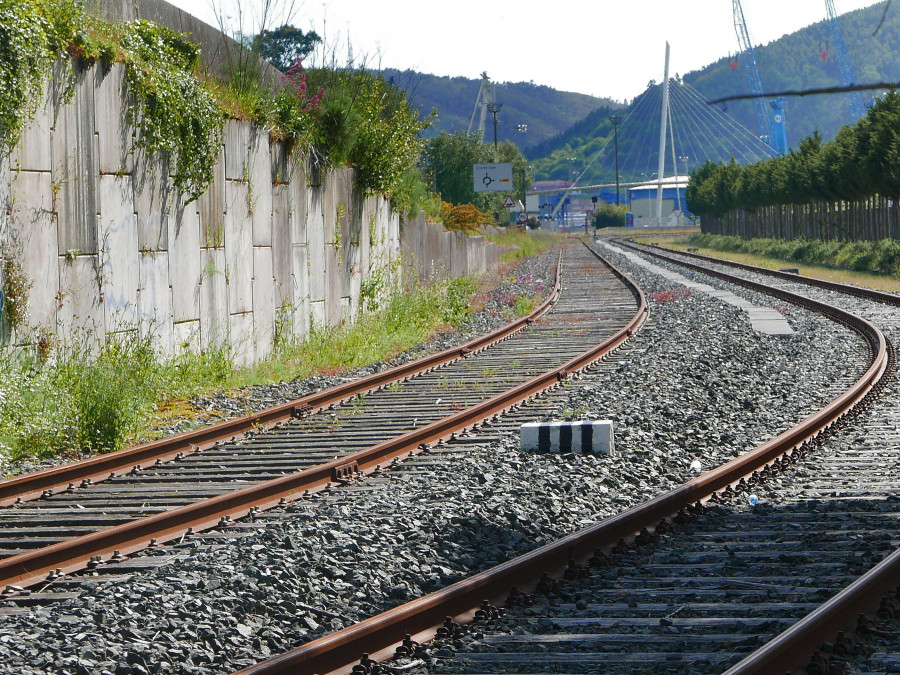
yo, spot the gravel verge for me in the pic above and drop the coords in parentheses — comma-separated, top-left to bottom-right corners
(0, 241, 869, 675)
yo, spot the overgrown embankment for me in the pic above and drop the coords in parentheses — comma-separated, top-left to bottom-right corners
(682, 233, 900, 278)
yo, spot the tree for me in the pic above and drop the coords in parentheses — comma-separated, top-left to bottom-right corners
(254, 24, 321, 72)
(427, 131, 531, 221)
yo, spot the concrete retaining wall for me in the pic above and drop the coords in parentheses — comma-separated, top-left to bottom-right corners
(400, 217, 499, 284)
(0, 60, 498, 364)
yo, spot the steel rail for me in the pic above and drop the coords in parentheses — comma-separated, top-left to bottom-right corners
(0, 253, 564, 509)
(724, 539, 900, 674)
(623, 237, 900, 307)
(231, 240, 888, 675)
(0, 244, 645, 593)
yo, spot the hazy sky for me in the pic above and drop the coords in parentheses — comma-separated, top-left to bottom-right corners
(169, 0, 887, 102)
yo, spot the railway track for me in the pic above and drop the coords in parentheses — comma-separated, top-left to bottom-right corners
(0, 242, 644, 597)
(226, 237, 893, 675)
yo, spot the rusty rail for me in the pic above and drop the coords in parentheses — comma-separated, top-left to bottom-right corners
(0, 253, 564, 509)
(232, 239, 888, 675)
(0, 244, 647, 593)
(622, 237, 900, 307)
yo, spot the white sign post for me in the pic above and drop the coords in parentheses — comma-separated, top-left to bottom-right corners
(473, 163, 513, 193)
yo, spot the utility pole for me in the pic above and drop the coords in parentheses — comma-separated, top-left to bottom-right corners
(488, 102, 502, 151)
(609, 114, 621, 205)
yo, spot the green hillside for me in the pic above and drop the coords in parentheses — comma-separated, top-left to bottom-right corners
(684, 1, 900, 146)
(528, 1, 900, 184)
(381, 68, 623, 151)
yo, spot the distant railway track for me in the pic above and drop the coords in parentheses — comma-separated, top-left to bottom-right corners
(229, 237, 893, 675)
(0, 241, 646, 598)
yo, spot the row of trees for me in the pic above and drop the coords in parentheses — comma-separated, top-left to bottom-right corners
(686, 91, 900, 217)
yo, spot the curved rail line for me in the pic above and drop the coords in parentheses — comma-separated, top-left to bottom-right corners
(0, 243, 647, 598)
(612, 238, 900, 673)
(232, 238, 890, 675)
(626, 237, 900, 307)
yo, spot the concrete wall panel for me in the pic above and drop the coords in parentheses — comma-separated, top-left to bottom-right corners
(224, 181, 253, 314)
(249, 129, 272, 246)
(0, 157, 9, 239)
(8, 171, 57, 331)
(133, 149, 169, 252)
(138, 251, 173, 353)
(199, 248, 228, 349)
(199, 145, 224, 249)
(272, 184, 292, 307)
(57, 255, 103, 339)
(306, 183, 325, 303)
(252, 247, 275, 356)
(309, 299, 325, 329)
(169, 194, 202, 322)
(52, 63, 98, 255)
(229, 311, 254, 367)
(98, 174, 139, 331)
(485, 242, 499, 271)
(291, 244, 310, 339)
(94, 64, 132, 174)
(288, 162, 308, 245)
(322, 173, 341, 325)
(11, 77, 52, 172)
(173, 320, 200, 353)
(224, 119, 249, 181)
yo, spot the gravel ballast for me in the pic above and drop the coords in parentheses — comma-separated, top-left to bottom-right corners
(0, 241, 870, 675)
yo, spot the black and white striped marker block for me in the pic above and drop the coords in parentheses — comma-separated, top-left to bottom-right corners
(520, 420, 614, 455)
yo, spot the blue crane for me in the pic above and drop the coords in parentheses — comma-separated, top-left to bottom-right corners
(732, 0, 788, 154)
(824, 0, 868, 121)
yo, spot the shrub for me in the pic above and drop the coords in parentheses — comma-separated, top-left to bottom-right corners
(121, 20, 224, 202)
(592, 202, 628, 229)
(441, 201, 490, 235)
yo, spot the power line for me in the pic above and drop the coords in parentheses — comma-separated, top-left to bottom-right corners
(708, 81, 898, 105)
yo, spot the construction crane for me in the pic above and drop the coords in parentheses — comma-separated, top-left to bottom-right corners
(732, 0, 788, 154)
(467, 72, 496, 137)
(824, 0, 867, 121)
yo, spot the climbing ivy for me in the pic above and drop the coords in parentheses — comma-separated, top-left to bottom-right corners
(0, 0, 53, 151)
(120, 20, 224, 203)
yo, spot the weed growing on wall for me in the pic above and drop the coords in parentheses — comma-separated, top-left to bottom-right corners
(1, 248, 31, 330)
(120, 21, 224, 203)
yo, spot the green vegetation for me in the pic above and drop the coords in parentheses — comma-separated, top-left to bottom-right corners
(426, 131, 531, 219)
(483, 229, 557, 262)
(0, 334, 232, 459)
(0, 4, 438, 215)
(680, 233, 900, 278)
(592, 202, 628, 229)
(242, 275, 478, 384)
(0, 273, 482, 463)
(121, 20, 224, 202)
(687, 91, 900, 217)
(381, 68, 620, 150)
(0, 0, 49, 151)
